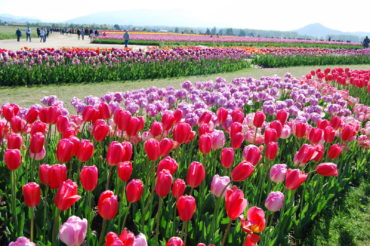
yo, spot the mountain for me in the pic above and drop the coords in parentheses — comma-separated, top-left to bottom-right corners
(0, 13, 41, 23)
(66, 9, 213, 27)
(296, 23, 344, 37)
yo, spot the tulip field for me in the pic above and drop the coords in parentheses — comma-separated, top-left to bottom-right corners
(1, 64, 369, 245)
(93, 31, 363, 49)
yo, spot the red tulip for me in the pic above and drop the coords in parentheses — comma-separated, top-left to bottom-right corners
(316, 163, 338, 176)
(276, 110, 289, 125)
(80, 165, 98, 191)
(4, 149, 21, 170)
(144, 138, 160, 161)
(199, 134, 211, 154)
(186, 161, 205, 188)
(285, 169, 308, 190)
(25, 107, 39, 124)
(341, 125, 356, 141)
(308, 128, 324, 145)
(93, 122, 109, 141)
(231, 132, 244, 149)
(126, 179, 144, 203)
(253, 111, 265, 128)
(150, 121, 163, 137)
(269, 120, 283, 138)
(11, 116, 25, 133)
(56, 115, 70, 133)
(162, 111, 175, 131)
(198, 111, 212, 125)
(82, 106, 100, 122)
(330, 116, 342, 129)
(198, 123, 212, 136)
(176, 195, 196, 221)
(265, 141, 278, 160)
(264, 128, 278, 144)
(225, 186, 248, 220)
(231, 108, 244, 123)
(126, 117, 142, 137)
(157, 156, 178, 175)
(220, 148, 234, 168)
(241, 206, 266, 234)
(243, 234, 261, 246)
(231, 161, 254, 181)
(293, 144, 318, 166)
(39, 164, 51, 185)
(54, 179, 81, 210)
(328, 144, 342, 159)
(114, 108, 131, 132)
(22, 182, 41, 207)
(155, 169, 173, 197)
(160, 138, 174, 157)
(48, 164, 67, 189)
(324, 126, 335, 143)
(317, 119, 330, 130)
(98, 102, 111, 119)
(294, 122, 307, 138)
(172, 179, 186, 198)
(313, 144, 325, 162)
(98, 190, 118, 219)
(39, 106, 61, 124)
(174, 109, 183, 123)
(166, 237, 184, 246)
(77, 139, 94, 162)
(30, 121, 47, 135)
(242, 145, 261, 166)
(122, 142, 133, 162)
(56, 138, 74, 163)
(68, 136, 80, 156)
(230, 122, 242, 138)
(106, 141, 124, 166)
(217, 107, 228, 124)
(117, 161, 133, 182)
(7, 134, 22, 149)
(2, 103, 19, 122)
(173, 122, 192, 144)
(30, 132, 45, 153)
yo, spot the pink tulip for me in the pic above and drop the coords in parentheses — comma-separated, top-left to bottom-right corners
(133, 233, 148, 246)
(9, 237, 35, 246)
(270, 164, 287, 183)
(265, 191, 285, 212)
(59, 216, 87, 246)
(210, 175, 230, 197)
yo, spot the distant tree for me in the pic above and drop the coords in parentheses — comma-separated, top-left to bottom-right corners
(174, 27, 179, 33)
(226, 28, 233, 35)
(113, 24, 120, 30)
(205, 28, 211, 35)
(239, 29, 246, 36)
(211, 27, 217, 35)
(218, 30, 223, 35)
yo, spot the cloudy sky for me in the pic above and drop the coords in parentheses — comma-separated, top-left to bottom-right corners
(1, 0, 370, 32)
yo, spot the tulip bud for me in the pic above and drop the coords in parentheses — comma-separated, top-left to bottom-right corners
(253, 111, 265, 128)
(9, 237, 35, 246)
(144, 138, 160, 161)
(117, 161, 133, 182)
(231, 132, 244, 149)
(231, 108, 244, 123)
(166, 237, 184, 246)
(59, 216, 87, 246)
(30, 132, 45, 154)
(39, 164, 51, 185)
(4, 149, 21, 170)
(93, 122, 109, 142)
(265, 191, 284, 212)
(80, 165, 98, 191)
(150, 121, 163, 137)
(56, 138, 74, 163)
(341, 125, 356, 141)
(186, 162, 205, 188)
(77, 139, 94, 162)
(57, 115, 70, 133)
(98, 190, 118, 219)
(269, 120, 283, 138)
(22, 182, 41, 207)
(114, 108, 131, 132)
(99, 102, 111, 119)
(157, 157, 178, 175)
(308, 128, 324, 145)
(173, 122, 192, 144)
(281, 125, 292, 139)
(162, 111, 175, 131)
(328, 144, 342, 159)
(155, 169, 173, 197)
(324, 126, 336, 143)
(199, 134, 211, 154)
(242, 145, 261, 166)
(106, 141, 124, 166)
(48, 164, 67, 189)
(276, 110, 289, 125)
(217, 107, 228, 124)
(160, 138, 173, 157)
(265, 141, 278, 160)
(172, 179, 186, 198)
(176, 195, 196, 221)
(231, 161, 254, 182)
(126, 179, 144, 203)
(270, 164, 287, 183)
(25, 107, 39, 124)
(211, 175, 230, 197)
(264, 128, 278, 144)
(294, 122, 307, 138)
(7, 134, 22, 149)
(294, 144, 317, 166)
(220, 148, 234, 168)
(316, 163, 338, 176)
(198, 111, 212, 125)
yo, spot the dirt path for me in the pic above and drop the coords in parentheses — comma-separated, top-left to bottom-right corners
(0, 33, 150, 50)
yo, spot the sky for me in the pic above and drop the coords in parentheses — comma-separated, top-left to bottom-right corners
(1, 0, 370, 32)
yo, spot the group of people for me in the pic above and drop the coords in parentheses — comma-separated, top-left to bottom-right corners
(363, 36, 370, 48)
(15, 27, 50, 42)
(37, 28, 50, 42)
(76, 29, 100, 40)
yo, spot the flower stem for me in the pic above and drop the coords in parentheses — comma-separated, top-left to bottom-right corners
(98, 219, 107, 246)
(221, 219, 232, 246)
(155, 198, 163, 239)
(182, 221, 189, 246)
(105, 166, 113, 190)
(121, 202, 131, 230)
(52, 209, 61, 246)
(30, 207, 35, 242)
(210, 197, 221, 242)
(11, 170, 18, 236)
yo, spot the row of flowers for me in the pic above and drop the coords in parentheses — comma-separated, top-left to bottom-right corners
(1, 67, 369, 245)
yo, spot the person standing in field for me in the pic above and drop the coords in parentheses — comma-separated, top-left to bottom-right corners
(26, 27, 31, 42)
(81, 29, 85, 40)
(15, 28, 22, 42)
(40, 29, 45, 42)
(123, 30, 130, 48)
(77, 29, 81, 40)
(363, 36, 370, 48)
